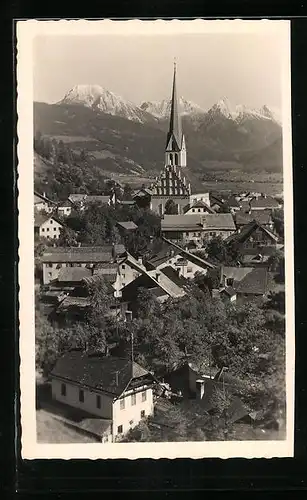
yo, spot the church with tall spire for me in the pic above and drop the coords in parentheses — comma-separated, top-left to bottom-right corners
(149, 62, 191, 216)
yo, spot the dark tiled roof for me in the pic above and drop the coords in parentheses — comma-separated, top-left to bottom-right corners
(57, 267, 92, 282)
(160, 266, 187, 287)
(226, 221, 279, 245)
(201, 214, 236, 231)
(57, 199, 74, 208)
(161, 214, 203, 231)
(51, 351, 150, 396)
(250, 196, 280, 209)
(235, 210, 272, 226)
(221, 286, 237, 297)
(235, 267, 268, 295)
(34, 213, 63, 228)
(117, 221, 138, 231)
(41, 245, 126, 263)
(85, 195, 110, 204)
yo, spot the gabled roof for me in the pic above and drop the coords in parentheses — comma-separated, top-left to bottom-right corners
(184, 200, 215, 214)
(162, 237, 216, 270)
(133, 188, 152, 198)
(41, 244, 126, 264)
(201, 213, 236, 231)
(57, 199, 74, 208)
(51, 351, 151, 397)
(85, 195, 111, 204)
(34, 213, 64, 228)
(117, 221, 138, 231)
(160, 266, 187, 287)
(57, 267, 92, 282)
(250, 196, 280, 209)
(226, 220, 279, 245)
(222, 266, 268, 295)
(161, 214, 203, 232)
(68, 194, 87, 203)
(235, 267, 268, 295)
(34, 191, 56, 205)
(235, 210, 272, 226)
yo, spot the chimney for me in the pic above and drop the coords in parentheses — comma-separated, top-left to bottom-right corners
(195, 379, 205, 400)
(43, 192, 46, 198)
(137, 256, 143, 265)
(155, 272, 160, 282)
(77, 242, 81, 248)
(125, 310, 133, 323)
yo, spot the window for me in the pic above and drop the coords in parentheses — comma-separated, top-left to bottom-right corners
(41, 228, 45, 232)
(117, 425, 123, 434)
(79, 389, 84, 403)
(131, 394, 136, 406)
(47, 263, 52, 268)
(198, 209, 201, 213)
(141, 410, 145, 418)
(187, 267, 192, 273)
(122, 265, 126, 270)
(50, 219, 53, 224)
(48, 272, 52, 278)
(192, 208, 195, 213)
(129, 419, 134, 425)
(54, 227, 57, 231)
(122, 274, 125, 279)
(141, 391, 147, 402)
(61, 383, 66, 396)
(46, 228, 49, 232)
(120, 398, 125, 410)
(53, 235, 57, 239)
(96, 395, 101, 409)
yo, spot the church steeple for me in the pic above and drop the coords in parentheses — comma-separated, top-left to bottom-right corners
(165, 61, 186, 168)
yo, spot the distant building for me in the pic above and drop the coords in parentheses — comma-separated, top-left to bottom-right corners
(41, 244, 126, 285)
(226, 220, 279, 250)
(240, 195, 281, 212)
(161, 213, 236, 245)
(57, 199, 74, 218)
(189, 192, 211, 206)
(34, 191, 56, 214)
(50, 351, 155, 442)
(146, 238, 215, 279)
(216, 265, 269, 301)
(235, 210, 274, 231)
(34, 213, 64, 240)
(183, 200, 215, 215)
(116, 221, 138, 237)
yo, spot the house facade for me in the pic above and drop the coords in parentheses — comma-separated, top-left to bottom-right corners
(34, 214, 64, 240)
(161, 213, 236, 245)
(41, 244, 126, 285)
(147, 239, 215, 279)
(50, 351, 155, 441)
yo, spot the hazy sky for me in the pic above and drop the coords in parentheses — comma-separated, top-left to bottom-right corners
(33, 33, 282, 111)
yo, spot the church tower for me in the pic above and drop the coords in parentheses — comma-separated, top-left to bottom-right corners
(165, 61, 187, 168)
(149, 62, 191, 216)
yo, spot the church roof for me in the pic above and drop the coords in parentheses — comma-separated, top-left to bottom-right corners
(166, 62, 183, 151)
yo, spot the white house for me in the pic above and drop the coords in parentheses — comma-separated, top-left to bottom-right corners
(41, 244, 126, 285)
(147, 239, 215, 279)
(57, 199, 74, 218)
(34, 213, 64, 240)
(50, 351, 155, 442)
(189, 192, 210, 206)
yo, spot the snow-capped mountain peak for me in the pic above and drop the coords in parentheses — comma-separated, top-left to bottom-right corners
(208, 97, 281, 124)
(60, 84, 106, 107)
(140, 97, 205, 119)
(58, 84, 156, 123)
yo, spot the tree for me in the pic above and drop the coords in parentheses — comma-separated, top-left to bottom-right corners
(271, 208, 284, 239)
(164, 199, 178, 215)
(58, 226, 78, 247)
(123, 184, 133, 200)
(206, 236, 241, 265)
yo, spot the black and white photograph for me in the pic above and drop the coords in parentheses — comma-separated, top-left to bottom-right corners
(17, 19, 294, 459)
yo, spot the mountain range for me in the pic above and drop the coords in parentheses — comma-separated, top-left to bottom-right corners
(34, 83, 283, 177)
